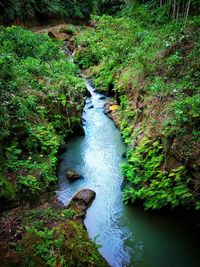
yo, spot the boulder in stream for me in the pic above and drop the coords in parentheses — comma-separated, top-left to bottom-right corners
(86, 99, 92, 104)
(99, 96, 106, 100)
(68, 189, 96, 213)
(65, 169, 82, 182)
(104, 103, 121, 128)
(88, 104, 94, 109)
(82, 118, 87, 124)
(122, 152, 126, 158)
(48, 31, 68, 41)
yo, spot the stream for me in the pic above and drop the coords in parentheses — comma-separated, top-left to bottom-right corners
(57, 80, 200, 267)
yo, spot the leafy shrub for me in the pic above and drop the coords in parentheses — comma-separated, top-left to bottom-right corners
(122, 137, 196, 209)
(0, 174, 16, 201)
(17, 222, 106, 266)
(75, 45, 100, 69)
(163, 94, 200, 137)
(18, 175, 41, 196)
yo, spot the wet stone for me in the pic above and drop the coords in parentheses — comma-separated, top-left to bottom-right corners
(65, 169, 82, 182)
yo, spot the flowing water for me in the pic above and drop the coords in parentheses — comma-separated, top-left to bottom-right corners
(57, 81, 200, 267)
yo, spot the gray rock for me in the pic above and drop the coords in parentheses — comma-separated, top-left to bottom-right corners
(65, 169, 82, 182)
(73, 189, 96, 206)
(82, 118, 87, 124)
(68, 189, 96, 214)
(86, 99, 92, 104)
(99, 96, 106, 100)
(88, 104, 94, 109)
(122, 152, 126, 158)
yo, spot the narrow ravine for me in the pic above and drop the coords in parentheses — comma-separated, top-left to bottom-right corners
(57, 80, 129, 266)
(57, 81, 200, 267)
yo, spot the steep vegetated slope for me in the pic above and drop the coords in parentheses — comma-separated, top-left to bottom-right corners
(74, 1, 200, 210)
(0, 26, 108, 266)
(0, 26, 87, 206)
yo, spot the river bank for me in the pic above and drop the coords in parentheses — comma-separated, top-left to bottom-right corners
(104, 90, 200, 232)
(0, 190, 108, 266)
(57, 78, 200, 267)
(0, 24, 108, 266)
(73, 11, 200, 212)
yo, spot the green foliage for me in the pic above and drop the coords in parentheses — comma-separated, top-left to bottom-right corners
(75, 46, 100, 69)
(18, 175, 41, 196)
(123, 0, 200, 24)
(17, 226, 63, 267)
(0, 26, 86, 202)
(163, 94, 200, 137)
(21, 207, 78, 234)
(122, 137, 196, 209)
(17, 221, 106, 266)
(11, 202, 106, 266)
(61, 208, 77, 219)
(74, 3, 200, 210)
(0, 173, 16, 200)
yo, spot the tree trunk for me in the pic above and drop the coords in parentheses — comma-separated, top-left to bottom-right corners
(176, 0, 180, 21)
(172, 0, 176, 20)
(185, 0, 191, 23)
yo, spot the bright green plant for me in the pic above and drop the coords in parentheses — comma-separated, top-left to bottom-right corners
(16, 221, 107, 266)
(122, 137, 196, 209)
(18, 175, 41, 196)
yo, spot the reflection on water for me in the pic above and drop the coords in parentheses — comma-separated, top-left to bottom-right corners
(57, 81, 200, 267)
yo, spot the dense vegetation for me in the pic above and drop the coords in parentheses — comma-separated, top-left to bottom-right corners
(0, 1, 200, 266)
(0, 24, 109, 266)
(0, 26, 86, 206)
(0, 0, 124, 25)
(74, 0, 200, 210)
(0, 200, 107, 266)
